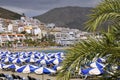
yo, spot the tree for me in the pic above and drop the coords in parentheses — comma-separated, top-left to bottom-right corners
(85, 0, 120, 39)
(6, 41, 12, 47)
(47, 34, 55, 42)
(20, 31, 27, 34)
(57, 0, 120, 80)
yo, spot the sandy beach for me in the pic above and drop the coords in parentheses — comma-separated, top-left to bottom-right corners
(0, 70, 82, 80)
(0, 46, 83, 80)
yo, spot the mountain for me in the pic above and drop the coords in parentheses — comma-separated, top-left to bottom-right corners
(34, 6, 93, 30)
(0, 7, 21, 20)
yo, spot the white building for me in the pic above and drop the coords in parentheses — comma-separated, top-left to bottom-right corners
(0, 34, 26, 46)
(50, 27, 79, 46)
(46, 23, 55, 28)
(7, 24, 13, 32)
(50, 27, 92, 46)
(0, 23, 5, 32)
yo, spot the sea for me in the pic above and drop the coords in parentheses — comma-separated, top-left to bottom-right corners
(38, 49, 66, 53)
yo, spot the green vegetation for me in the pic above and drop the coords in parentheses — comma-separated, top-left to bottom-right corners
(20, 31, 55, 47)
(23, 34, 58, 47)
(57, 0, 120, 80)
(0, 7, 21, 20)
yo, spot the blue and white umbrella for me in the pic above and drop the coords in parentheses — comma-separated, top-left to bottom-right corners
(0, 55, 6, 59)
(40, 55, 49, 60)
(0, 63, 5, 69)
(31, 54, 39, 59)
(14, 52, 20, 56)
(25, 58, 36, 63)
(27, 51, 33, 56)
(2, 51, 11, 55)
(53, 65, 62, 71)
(55, 52, 65, 58)
(19, 52, 26, 55)
(81, 68, 93, 75)
(39, 53, 45, 57)
(3, 64, 19, 69)
(36, 59, 49, 65)
(89, 68, 104, 75)
(97, 58, 106, 63)
(10, 54, 19, 58)
(90, 62, 105, 68)
(81, 67, 104, 75)
(1, 53, 7, 57)
(19, 55, 27, 58)
(16, 65, 38, 73)
(12, 58, 24, 64)
(49, 58, 63, 65)
(34, 67, 56, 74)
(2, 57, 14, 63)
(5, 51, 11, 54)
(47, 53, 55, 58)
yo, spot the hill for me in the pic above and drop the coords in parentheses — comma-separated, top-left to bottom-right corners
(0, 7, 21, 20)
(34, 6, 93, 30)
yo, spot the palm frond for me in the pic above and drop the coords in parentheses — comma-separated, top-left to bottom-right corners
(57, 0, 120, 80)
(57, 33, 120, 80)
(85, 0, 120, 31)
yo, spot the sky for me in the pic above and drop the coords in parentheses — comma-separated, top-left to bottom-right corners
(0, 0, 101, 17)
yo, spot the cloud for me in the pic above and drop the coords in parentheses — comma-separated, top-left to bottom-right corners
(0, 0, 61, 10)
(0, 6, 26, 14)
(0, 0, 101, 17)
(0, 5, 48, 17)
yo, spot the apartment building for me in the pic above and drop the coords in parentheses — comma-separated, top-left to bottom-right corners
(0, 34, 26, 46)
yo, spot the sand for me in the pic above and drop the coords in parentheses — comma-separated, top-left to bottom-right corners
(0, 70, 82, 80)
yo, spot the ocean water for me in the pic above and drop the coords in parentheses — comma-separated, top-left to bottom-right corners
(38, 49, 66, 53)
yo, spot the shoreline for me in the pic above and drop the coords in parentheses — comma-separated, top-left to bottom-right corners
(1, 46, 70, 52)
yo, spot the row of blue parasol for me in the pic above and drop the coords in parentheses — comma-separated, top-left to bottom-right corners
(0, 51, 64, 65)
(1, 51, 119, 79)
(0, 64, 56, 74)
(0, 51, 64, 75)
(1, 57, 63, 66)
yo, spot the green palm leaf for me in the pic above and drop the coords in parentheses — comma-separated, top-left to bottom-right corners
(85, 0, 120, 31)
(57, 0, 120, 80)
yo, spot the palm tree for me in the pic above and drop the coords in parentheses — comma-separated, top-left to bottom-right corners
(85, 0, 120, 39)
(57, 34, 120, 80)
(57, 0, 120, 80)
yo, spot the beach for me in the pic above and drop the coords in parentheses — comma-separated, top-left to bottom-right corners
(0, 70, 82, 80)
(0, 46, 83, 80)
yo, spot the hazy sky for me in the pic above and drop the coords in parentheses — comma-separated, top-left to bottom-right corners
(0, 0, 101, 17)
